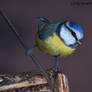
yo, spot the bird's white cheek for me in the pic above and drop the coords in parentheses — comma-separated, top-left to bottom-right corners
(75, 30, 84, 40)
(60, 26, 76, 46)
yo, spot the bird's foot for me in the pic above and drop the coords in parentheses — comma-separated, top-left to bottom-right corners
(26, 45, 36, 56)
(52, 58, 63, 78)
(53, 61, 62, 73)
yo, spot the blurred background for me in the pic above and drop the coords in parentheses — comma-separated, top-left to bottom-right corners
(0, 0, 92, 92)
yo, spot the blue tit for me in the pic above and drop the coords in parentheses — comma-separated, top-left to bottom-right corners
(35, 17, 84, 58)
(26, 17, 84, 72)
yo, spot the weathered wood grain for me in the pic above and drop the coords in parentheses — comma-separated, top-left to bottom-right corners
(0, 69, 70, 92)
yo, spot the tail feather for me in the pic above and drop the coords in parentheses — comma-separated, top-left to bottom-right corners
(39, 17, 50, 23)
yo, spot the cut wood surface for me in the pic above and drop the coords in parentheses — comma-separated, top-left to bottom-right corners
(0, 69, 70, 92)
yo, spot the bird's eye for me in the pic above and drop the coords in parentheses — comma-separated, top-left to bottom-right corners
(66, 21, 84, 40)
(64, 24, 78, 41)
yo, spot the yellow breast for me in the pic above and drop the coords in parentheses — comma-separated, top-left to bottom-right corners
(36, 33, 76, 57)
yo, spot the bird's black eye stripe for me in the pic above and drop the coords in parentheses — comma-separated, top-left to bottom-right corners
(64, 24, 78, 41)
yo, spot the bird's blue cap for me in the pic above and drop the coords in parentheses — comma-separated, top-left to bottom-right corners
(68, 21, 83, 34)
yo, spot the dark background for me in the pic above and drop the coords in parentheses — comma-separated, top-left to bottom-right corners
(0, 0, 91, 92)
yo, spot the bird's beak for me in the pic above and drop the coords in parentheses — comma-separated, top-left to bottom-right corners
(77, 40, 82, 45)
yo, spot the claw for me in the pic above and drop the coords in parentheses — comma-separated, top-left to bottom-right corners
(26, 48, 34, 56)
(26, 45, 36, 56)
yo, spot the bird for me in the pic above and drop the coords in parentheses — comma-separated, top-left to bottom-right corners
(26, 17, 84, 72)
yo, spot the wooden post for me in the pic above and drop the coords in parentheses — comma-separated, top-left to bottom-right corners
(0, 69, 70, 92)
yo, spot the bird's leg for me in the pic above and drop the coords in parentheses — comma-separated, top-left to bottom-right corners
(26, 45, 37, 56)
(53, 57, 63, 73)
